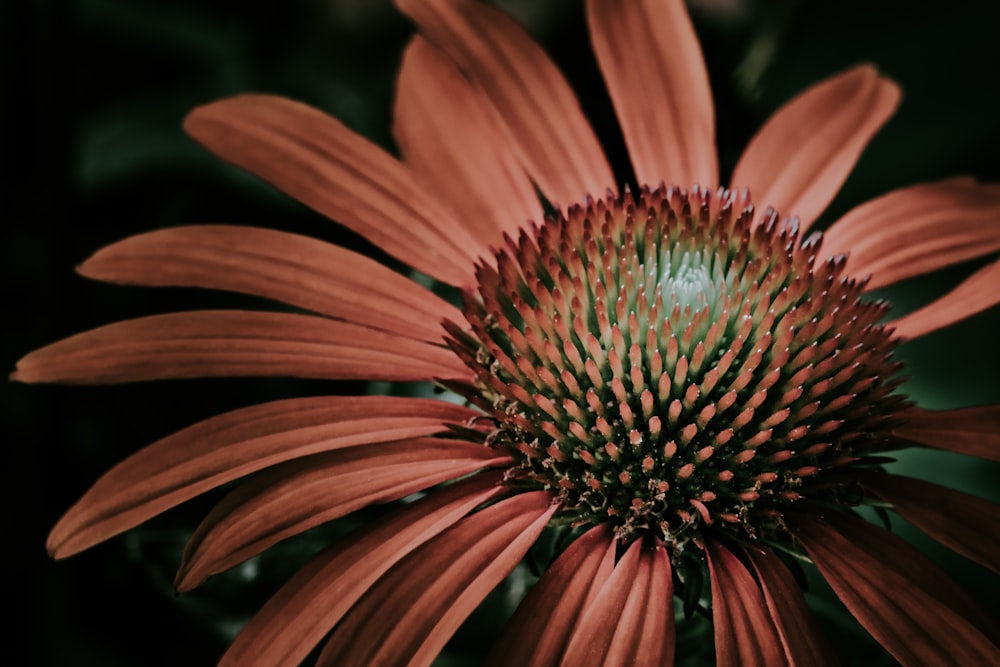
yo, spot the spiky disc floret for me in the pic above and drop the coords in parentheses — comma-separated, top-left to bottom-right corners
(447, 185, 906, 546)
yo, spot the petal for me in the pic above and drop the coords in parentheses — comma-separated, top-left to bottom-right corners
(46, 395, 477, 558)
(395, 0, 615, 205)
(705, 539, 786, 667)
(791, 513, 1000, 666)
(732, 65, 900, 228)
(586, 0, 717, 188)
(893, 405, 1000, 461)
(822, 179, 1000, 290)
(887, 257, 1000, 340)
(859, 471, 1000, 575)
(219, 472, 506, 667)
(487, 524, 616, 667)
(394, 37, 542, 245)
(603, 541, 675, 667)
(317, 491, 557, 667)
(742, 546, 838, 667)
(175, 438, 508, 590)
(78, 225, 463, 343)
(11, 310, 471, 385)
(184, 94, 483, 286)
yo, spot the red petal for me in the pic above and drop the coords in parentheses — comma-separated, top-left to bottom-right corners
(487, 524, 616, 667)
(219, 472, 506, 667)
(78, 225, 463, 343)
(893, 405, 1000, 461)
(791, 513, 1000, 665)
(859, 471, 1000, 575)
(316, 491, 557, 666)
(394, 37, 542, 246)
(46, 395, 477, 558)
(823, 179, 1000, 290)
(184, 94, 482, 286)
(395, 0, 614, 205)
(11, 310, 471, 385)
(887, 257, 1000, 340)
(732, 65, 900, 229)
(587, 0, 717, 188)
(603, 541, 675, 667)
(705, 539, 786, 667)
(175, 438, 508, 591)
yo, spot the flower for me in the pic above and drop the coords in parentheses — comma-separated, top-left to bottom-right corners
(15, 0, 1000, 664)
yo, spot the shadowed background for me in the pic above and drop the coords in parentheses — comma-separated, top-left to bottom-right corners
(4, 0, 999, 664)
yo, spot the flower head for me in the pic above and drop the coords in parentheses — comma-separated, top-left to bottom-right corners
(16, 0, 1000, 665)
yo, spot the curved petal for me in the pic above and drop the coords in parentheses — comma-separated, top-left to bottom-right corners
(11, 310, 471, 385)
(316, 491, 557, 666)
(705, 540, 786, 667)
(395, 0, 615, 205)
(487, 524, 616, 667)
(219, 472, 506, 667)
(603, 540, 675, 667)
(859, 471, 1000, 575)
(742, 546, 838, 667)
(823, 179, 1000, 290)
(176, 438, 508, 590)
(732, 65, 900, 228)
(47, 395, 477, 558)
(586, 0, 717, 188)
(887, 257, 1000, 340)
(395, 37, 542, 245)
(78, 225, 463, 343)
(184, 94, 483, 286)
(791, 513, 1000, 666)
(893, 405, 1000, 461)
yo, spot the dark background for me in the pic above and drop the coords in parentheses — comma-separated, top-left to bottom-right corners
(4, 0, 999, 665)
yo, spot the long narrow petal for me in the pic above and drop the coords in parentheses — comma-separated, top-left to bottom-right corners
(742, 546, 838, 667)
(859, 471, 1000, 575)
(705, 540, 786, 667)
(317, 491, 557, 667)
(184, 94, 483, 286)
(586, 0, 717, 188)
(395, 37, 542, 245)
(603, 541, 675, 667)
(822, 179, 1000, 290)
(176, 438, 508, 590)
(46, 396, 477, 558)
(791, 513, 1000, 666)
(732, 65, 900, 228)
(486, 524, 616, 667)
(887, 258, 1000, 340)
(11, 310, 471, 385)
(219, 472, 507, 667)
(893, 405, 1000, 461)
(78, 225, 463, 343)
(395, 0, 615, 205)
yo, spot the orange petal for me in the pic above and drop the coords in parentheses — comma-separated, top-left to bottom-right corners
(46, 395, 476, 559)
(486, 524, 616, 667)
(706, 540, 786, 667)
(732, 65, 900, 228)
(892, 404, 1000, 461)
(791, 513, 1000, 665)
(219, 472, 506, 667)
(887, 257, 1000, 340)
(316, 491, 556, 666)
(11, 310, 471, 385)
(395, 0, 615, 205)
(175, 438, 508, 590)
(79, 225, 463, 343)
(823, 178, 1000, 290)
(184, 94, 483, 286)
(860, 471, 1000, 575)
(395, 37, 542, 246)
(586, 0, 717, 188)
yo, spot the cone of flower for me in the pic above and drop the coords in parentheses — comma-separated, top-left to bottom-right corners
(15, 0, 1000, 665)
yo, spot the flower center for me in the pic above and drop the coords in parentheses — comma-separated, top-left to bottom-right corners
(449, 185, 905, 547)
